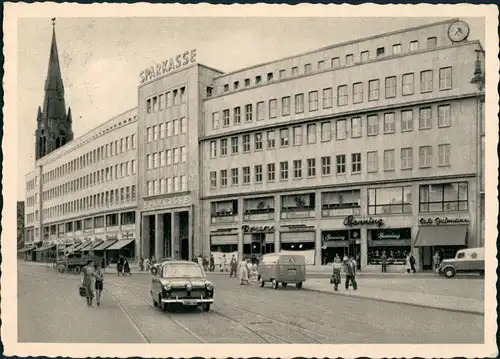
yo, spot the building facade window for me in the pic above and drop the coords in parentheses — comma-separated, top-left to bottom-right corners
(438, 105, 451, 127)
(293, 126, 303, 146)
(367, 115, 379, 136)
(351, 153, 361, 173)
(308, 91, 319, 111)
(346, 54, 354, 65)
(292, 67, 299, 76)
(438, 144, 451, 166)
(234, 106, 241, 125)
(231, 137, 239, 154)
(269, 99, 278, 118)
(210, 141, 217, 157)
(420, 70, 433, 93)
(419, 182, 468, 212)
(336, 119, 347, 140)
(361, 50, 369, 62)
(439, 67, 452, 90)
(393, 43, 402, 54)
(231, 168, 239, 185)
(383, 149, 395, 171)
(255, 165, 263, 183)
(220, 138, 228, 156)
(243, 166, 251, 184)
(353, 82, 363, 104)
(351, 117, 362, 138)
(321, 156, 331, 175)
(210, 171, 217, 188)
(321, 121, 331, 142)
(220, 170, 228, 187)
(337, 85, 348, 106)
(295, 93, 304, 113)
(385, 76, 396, 98)
(323, 88, 333, 108)
(383, 112, 396, 134)
(293, 160, 302, 179)
(419, 107, 432, 129)
(255, 132, 263, 151)
(307, 124, 317, 144)
(212, 112, 220, 129)
(401, 110, 414, 132)
(267, 130, 276, 149)
(223, 109, 230, 127)
(367, 151, 378, 172)
(243, 134, 251, 152)
(282, 96, 291, 116)
(368, 186, 412, 214)
(402, 73, 414, 95)
(401, 147, 413, 170)
(409, 40, 419, 51)
(419, 146, 433, 168)
(245, 104, 253, 122)
(331, 57, 340, 67)
(280, 161, 289, 180)
(280, 128, 289, 147)
(257, 101, 265, 121)
(307, 158, 316, 177)
(368, 80, 380, 101)
(267, 163, 275, 181)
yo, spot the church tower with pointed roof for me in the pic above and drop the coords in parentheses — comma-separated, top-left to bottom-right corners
(35, 18, 74, 160)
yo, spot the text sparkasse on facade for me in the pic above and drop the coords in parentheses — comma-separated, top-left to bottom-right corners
(139, 49, 197, 84)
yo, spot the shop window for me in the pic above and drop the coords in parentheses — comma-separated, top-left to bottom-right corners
(120, 211, 136, 225)
(368, 186, 412, 215)
(367, 246, 411, 265)
(281, 242, 315, 251)
(106, 213, 119, 227)
(93, 216, 105, 229)
(419, 181, 468, 212)
(210, 244, 238, 254)
(244, 197, 275, 220)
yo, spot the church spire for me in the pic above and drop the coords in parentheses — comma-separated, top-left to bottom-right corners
(35, 18, 74, 160)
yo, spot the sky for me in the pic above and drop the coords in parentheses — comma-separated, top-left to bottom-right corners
(16, 16, 485, 200)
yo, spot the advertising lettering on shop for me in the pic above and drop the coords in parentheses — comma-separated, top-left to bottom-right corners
(241, 225, 275, 233)
(139, 49, 197, 84)
(343, 215, 384, 228)
(419, 217, 470, 225)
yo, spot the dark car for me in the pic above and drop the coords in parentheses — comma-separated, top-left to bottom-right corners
(150, 260, 214, 312)
(55, 253, 101, 274)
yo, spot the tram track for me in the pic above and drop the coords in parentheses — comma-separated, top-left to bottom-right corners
(21, 269, 324, 344)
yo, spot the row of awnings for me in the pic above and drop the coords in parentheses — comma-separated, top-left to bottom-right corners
(413, 225, 467, 247)
(17, 239, 135, 253)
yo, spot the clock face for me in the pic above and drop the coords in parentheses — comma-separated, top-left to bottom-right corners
(448, 21, 470, 42)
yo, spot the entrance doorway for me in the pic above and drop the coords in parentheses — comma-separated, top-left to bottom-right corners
(178, 211, 190, 261)
(147, 215, 155, 259)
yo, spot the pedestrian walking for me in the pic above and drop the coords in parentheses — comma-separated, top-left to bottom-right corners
(405, 253, 412, 274)
(209, 254, 215, 272)
(117, 257, 124, 276)
(124, 259, 131, 276)
(144, 258, 150, 272)
(229, 255, 238, 278)
(380, 251, 388, 273)
(197, 255, 203, 269)
(433, 251, 440, 271)
(344, 256, 358, 290)
(238, 257, 250, 285)
(356, 253, 361, 271)
(203, 256, 209, 271)
(94, 264, 104, 307)
(331, 254, 342, 291)
(409, 253, 416, 273)
(139, 257, 144, 272)
(81, 260, 95, 307)
(101, 257, 107, 273)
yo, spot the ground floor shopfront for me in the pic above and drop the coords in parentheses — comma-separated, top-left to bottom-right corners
(205, 213, 475, 270)
(139, 194, 199, 262)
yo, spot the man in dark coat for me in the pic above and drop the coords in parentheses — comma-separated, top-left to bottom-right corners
(344, 256, 358, 290)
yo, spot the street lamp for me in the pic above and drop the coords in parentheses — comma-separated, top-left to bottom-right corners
(470, 48, 485, 248)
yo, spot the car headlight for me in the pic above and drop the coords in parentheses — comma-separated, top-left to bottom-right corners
(186, 283, 192, 290)
(206, 282, 214, 291)
(163, 283, 172, 290)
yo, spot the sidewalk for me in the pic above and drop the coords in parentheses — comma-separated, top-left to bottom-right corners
(303, 277, 484, 315)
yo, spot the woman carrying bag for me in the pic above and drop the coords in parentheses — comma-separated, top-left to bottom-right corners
(330, 255, 342, 291)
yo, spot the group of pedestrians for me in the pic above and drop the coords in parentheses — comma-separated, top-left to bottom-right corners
(379, 251, 417, 273)
(139, 256, 157, 272)
(116, 257, 131, 276)
(331, 254, 358, 291)
(80, 259, 104, 307)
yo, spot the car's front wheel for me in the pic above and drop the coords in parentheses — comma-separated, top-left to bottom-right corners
(202, 303, 211, 312)
(56, 264, 66, 274)
(259, 277, 265, 287)
(272, 279, 279, 289)
(444, 267, 456, 278)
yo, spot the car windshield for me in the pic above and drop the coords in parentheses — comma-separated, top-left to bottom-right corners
(162, 264, 204, 278)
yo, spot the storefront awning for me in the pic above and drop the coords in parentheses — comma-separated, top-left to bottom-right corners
(77, 242, 93, 252)
(106, 239, 135, 251)
(18, 245, 37, 253)
(34, 244, 56, 252)
(414, 225, 468, 247)
(93, 239, 118, 251)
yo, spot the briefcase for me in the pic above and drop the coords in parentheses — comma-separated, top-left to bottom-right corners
(79, 285, 86, 297)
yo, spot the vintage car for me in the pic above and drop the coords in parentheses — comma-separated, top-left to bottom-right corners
(437, 247, 485, 278)
(150, 260, 214, 312)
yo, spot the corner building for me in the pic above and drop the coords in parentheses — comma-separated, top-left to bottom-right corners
(199, 18, 485, 269)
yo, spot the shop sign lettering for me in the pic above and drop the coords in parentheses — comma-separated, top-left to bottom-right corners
(143, 196, 190, 210)
(324, 234, 346, 241)
(242, 225, 275, 233)
(377, 232, 400, 240)
(139, 49, 197, 84)
(419, 217, 470, 225)
(343, 215, 384, 228)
